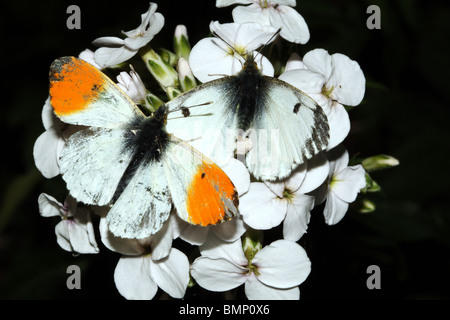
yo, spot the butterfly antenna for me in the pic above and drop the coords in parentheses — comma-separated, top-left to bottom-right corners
(212, 31, 246, 65)
(169, 101, 213, 117)
(253, 27, 282, 62)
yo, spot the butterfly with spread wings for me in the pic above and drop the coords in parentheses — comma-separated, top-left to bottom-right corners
(166, 38, 330, 181)
(49, 56, 239, 239)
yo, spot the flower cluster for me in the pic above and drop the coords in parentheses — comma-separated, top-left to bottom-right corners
(34, 1, 397, 300)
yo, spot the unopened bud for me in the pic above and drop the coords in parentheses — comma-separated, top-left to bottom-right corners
(177, 58, 196, 92)
(141, 48, 179, 90)
(174, 25, 191, 60)
(362, 154, 399, 172)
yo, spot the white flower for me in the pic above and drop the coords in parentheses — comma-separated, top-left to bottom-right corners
(78, 49, 101, 69)
(217, 0, 310, 44)
(189, 21, 276, 83)
(38, 193, 99, 254)
(93, 2, 164, 68)
(240, 154, 328, 239)
(33, 98, 65, 178)
(33, 98, 84, 179)
(320, 146, 366, 225)
(191, 234, 311, 300)
(174, 159, 250, 245)
(279, 49, 366, 149)
(98, 215, 190, 300)
(116, 69, 147, 103)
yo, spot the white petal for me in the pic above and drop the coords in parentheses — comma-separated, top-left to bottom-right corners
(55, 221, 73, 252)
(268, 5, 310, 44)
(189, 37, 235, 82)
(234, 22, 278, 51)
(279, 69, 325, 95)
(252, 239, 311, 288)
(264, 162, 306, 197)
(114, 255, 158, 300)
(298, 152, 329, 193)
(221, 158, 250, 196)
(38, 193, 62, 217)
(328, 53, 365, 106)
(179, 223, 209, 246)
(303, 49, 333, 79)
(284, 163, 307, 192)
(327, 145, 349, 174)
(78, 49, 101, 69)
(326, 102, 351, 150)
(283, 194, 314, 241)
(33, 128, 62, 179)
(150, 219, 173, 261)
(41, 97, 65, 131)
(122, 2, 158, 38)
(333, 165, 366, 203)
(216, 0, 252, 7)
(273, 0, 297, 6)
(239, 182, 286, 229)
(285, 52, 307, 71)
(245, 275, 300, 300)
(323, 193, 349, 225)
(92, 36, 125, 47)
(263, 180, 285, 198)
(199, 234, 247, 266)
(94, 46, 137, 69)
(191, 256, 248, 292)
(232, 5, 271, 27)
(67, 209, 99, 254)
(150, 248, 190, 299)
(212, 215, 247, 242)
(99, 217, 145, 256)
(123, 12, 164, 50)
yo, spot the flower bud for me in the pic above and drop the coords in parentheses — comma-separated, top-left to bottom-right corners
(166, 86, 182, 100)
(359, 198, 376, 213)
(174, 25, 191, 60)
(116, 69, 147, 103)
(242, 229, 263, 262)
(362, 154, 399, 172)
(177, 58, 196, 92)
(362, 172, 380, 193)
(141, 48, 179, 90)
(143, 92, 164, 114)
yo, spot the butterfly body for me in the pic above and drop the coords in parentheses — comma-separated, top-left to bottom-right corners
(227, 56, 267, 130)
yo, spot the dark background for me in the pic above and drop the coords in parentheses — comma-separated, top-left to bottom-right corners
(1, 0, 449, 300)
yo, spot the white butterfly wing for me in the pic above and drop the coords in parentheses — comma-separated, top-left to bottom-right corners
(165, 79, 239, 166)
(162, 135, 238, 227)
(59, 127, 135, 205)
(166, 76, 329, 181)
(245, 77, 329, 180)
(106, 159, 172, 239)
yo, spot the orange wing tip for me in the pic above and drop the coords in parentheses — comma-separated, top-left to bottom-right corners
(185, 162, 239, 226)
(49, 56, 105, 116)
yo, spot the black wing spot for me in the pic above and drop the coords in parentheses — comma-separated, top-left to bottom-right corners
(293, 103, 301, 114)
(181, 107, 190, 117)
(201, 172, 206, 179)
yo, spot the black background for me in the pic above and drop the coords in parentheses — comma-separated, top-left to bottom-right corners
(1, 0, 449, 300)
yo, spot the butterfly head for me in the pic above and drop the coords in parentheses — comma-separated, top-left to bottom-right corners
(153, 104, 169, 125)
(242, 53, 259, 73)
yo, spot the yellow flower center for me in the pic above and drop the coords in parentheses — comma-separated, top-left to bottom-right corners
(321, 84, 334, 98)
